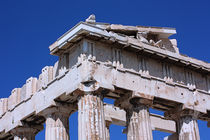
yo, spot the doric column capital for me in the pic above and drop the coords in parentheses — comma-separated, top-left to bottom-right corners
(11, 127, 38, 135)
(114, 92, 132, 110)
(41, 102, 76, 118)
(114, 91, 153, 111)
(115, 92, 153, 140)
(11, 125, 43, 140)
(130, 97, 153, 108)
(74, 81, 109, 99)
(165, 105, 200, 140)
(165, 105, 200, 121)
(44, 102, 74, 140)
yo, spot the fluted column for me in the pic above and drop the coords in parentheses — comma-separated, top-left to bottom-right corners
(165, 109, 200, 140)
(177, 115, 200, 140)
(44, 106, 72, 140)
(11, 126, 42, 140)
(105, 121, 111, 140)
(126, 104, 153, 140)
(78, 93, 106, 140)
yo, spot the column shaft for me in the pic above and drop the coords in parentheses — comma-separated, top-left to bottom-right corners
(78, 94, 106, 140)
(177, 116, 200, 140)
(105, 122, 110, 140)
(127, 105, 153, 140)
(45, 108, 70, 140)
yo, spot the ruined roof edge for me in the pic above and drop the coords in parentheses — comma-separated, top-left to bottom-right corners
(49, 21, 210, 72)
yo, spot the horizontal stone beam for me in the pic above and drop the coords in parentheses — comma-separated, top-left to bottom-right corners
(0, 56, 208, 138)
(150, 113, 176, 133)
(104, 104, 176, 133)
(0, 63, 82, 136)
(93, 60, 210, 115)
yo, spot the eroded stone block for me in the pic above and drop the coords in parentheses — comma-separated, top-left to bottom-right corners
(37, 66, 53, 90)
(20, 84, 26, 102)
(8, 88, 21, 111)
(25, 77, 37, 100)
(0, 98, 8, 117)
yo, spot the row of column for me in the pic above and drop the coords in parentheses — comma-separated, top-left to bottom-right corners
(10, 92, 201, 140)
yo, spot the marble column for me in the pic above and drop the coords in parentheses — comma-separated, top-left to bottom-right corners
(44, 106, 71, 140)
(165, 109, 200, 140)
(12, 126, 41, 140)
(78, 94, 106, 140)
(105, 121, 111, 140)
(126, 104, 153, 140)
(177, 115, 200, 140)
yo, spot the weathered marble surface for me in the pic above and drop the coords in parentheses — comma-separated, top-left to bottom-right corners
(0, 15, 209, 139)
(78, 94, 106, 140)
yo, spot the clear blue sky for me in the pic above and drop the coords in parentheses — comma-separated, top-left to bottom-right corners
(0, 0, 209, 139)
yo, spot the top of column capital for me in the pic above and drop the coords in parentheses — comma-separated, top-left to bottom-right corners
(130, 97, 153, 107)
(41, 102, 77, 117)
(114, 91, 154, 110)
(74, 81, 109, 97)
(11, 125, 43, 136)
(164, 105, 200, 120)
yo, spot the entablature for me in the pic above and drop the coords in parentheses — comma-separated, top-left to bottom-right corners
(49, 19, 210, 75)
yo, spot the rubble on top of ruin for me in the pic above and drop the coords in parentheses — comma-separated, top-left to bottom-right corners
(85, 14, 178, 53)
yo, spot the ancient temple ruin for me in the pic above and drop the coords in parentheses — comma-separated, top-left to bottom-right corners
(0, 15, 210, 140)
